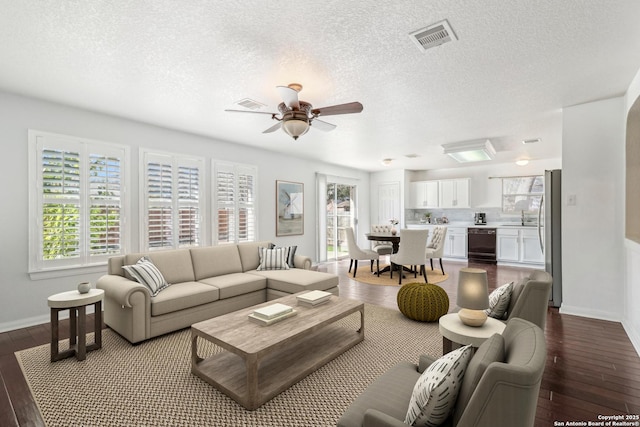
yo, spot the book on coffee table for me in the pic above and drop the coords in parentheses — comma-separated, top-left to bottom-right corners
(297, 290, 332, 306)
(248, 310, 297, 326)
(251, 303, 293, 320)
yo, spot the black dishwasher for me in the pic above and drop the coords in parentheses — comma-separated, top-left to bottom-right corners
(467, 227, 497, 264)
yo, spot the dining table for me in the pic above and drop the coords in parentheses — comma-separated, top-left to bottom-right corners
(365, 232, 407, 276)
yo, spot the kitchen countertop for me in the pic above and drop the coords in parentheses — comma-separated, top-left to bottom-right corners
(406, 222, 544, 229)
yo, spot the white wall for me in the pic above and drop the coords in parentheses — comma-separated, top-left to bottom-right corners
(560, 96, 626, 321)
(0, 91, 369, 331)
(624, 67, 640, 354)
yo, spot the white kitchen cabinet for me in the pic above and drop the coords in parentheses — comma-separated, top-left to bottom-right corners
(497, 228, 519, 262)
(521, 229, 544, 264)
(443, 227, 467, 259)
(497, 227, 544, 265)
(409, 181, 439, 209)
(439, 179, 470, 208)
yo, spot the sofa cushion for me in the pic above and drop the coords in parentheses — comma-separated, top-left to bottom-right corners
(199, 273, 267, 299)
(190, 246, 243, 280)
(122, 256, 169, 297)
(257, 247, 290, 270)
(150, 281, 220, 316)
(405, 345, 473, 427)
(124, 249, 195, 284)
(249, 269, 339, 294)
(237, 241, 273, 271)
(484, 282, 513, 319)
(453, 333, 505, 425)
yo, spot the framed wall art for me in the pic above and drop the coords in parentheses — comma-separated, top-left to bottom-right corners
(276, 180, 304, 236)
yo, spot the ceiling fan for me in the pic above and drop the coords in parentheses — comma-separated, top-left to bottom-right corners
(225, 83, 363, 140)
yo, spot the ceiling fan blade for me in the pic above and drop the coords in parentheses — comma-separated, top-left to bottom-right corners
(310, 118, 337, 132)
(276, 86, 300, 110)
(225, 109, 277, 115)
(262, 122, 282, 134)
(311, 102, 363, 117)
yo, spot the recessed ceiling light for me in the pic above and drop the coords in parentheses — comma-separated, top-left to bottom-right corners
(381, 158, 393, 166)
(515, 159, 529, 166)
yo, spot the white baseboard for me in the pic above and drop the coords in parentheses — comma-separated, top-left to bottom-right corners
(0, 305, 96, 333)
(559, 304, 622, 322)
(622, 319, 640, 357)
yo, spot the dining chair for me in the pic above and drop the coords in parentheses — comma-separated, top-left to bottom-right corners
(346, 227, 380, 278)
(424, 226, 447, 275)
(370, 224, 394, 256)
(390, 229, 429, 285)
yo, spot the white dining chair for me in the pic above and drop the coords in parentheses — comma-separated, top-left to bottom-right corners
(390, 228, 429, 285)
(425, 226, 448, 275)
(346, 227, 380, 278)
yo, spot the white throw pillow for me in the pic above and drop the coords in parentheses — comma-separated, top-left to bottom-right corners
(256, 247, 290, 271)
(484, 281, 513, 319)
(122, 256, 169, 297)
(405, 345, 473, 427)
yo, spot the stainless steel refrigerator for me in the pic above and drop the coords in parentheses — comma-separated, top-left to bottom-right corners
(539, 169, 562, 307)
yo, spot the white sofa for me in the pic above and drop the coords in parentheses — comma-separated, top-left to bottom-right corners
(96, 241, 339, 343)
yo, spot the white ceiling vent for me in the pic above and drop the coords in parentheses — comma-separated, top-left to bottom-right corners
(235, 98, 266, 111)
(409, 19, 457, 52)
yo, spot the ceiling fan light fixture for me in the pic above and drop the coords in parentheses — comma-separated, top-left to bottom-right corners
(442, 139, 495, 163)
(282, 115, 310, 140)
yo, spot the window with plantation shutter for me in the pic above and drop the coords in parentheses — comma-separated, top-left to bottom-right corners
(142, 150, 204, 250)
(29, 131, 128, 272)
(213, 161, 257, 244)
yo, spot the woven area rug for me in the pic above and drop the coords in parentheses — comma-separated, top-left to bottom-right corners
(16, 304, 441, 427)
(354, 264, 449, 286)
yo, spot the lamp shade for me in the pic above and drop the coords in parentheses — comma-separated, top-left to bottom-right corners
(456, 268, 489, 310)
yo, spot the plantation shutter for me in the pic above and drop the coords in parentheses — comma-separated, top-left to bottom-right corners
(88, 153, 122, 256)
(41, 148, 81, 260)
(214, 162, 257, 244)
(143, 151, 203, 250)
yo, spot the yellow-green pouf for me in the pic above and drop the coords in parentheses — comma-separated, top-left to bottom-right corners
(397, 282, 449, 322)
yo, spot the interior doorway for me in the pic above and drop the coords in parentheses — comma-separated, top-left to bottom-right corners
(326, 182, 357, 261)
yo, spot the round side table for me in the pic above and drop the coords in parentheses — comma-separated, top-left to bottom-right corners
(47, 289, 104, 362)
(438, 312, 505, 354)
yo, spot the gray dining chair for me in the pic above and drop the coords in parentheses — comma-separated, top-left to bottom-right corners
(390, 229, 429, 285)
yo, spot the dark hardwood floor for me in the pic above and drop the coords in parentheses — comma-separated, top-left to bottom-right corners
(1, 259, 638, 426)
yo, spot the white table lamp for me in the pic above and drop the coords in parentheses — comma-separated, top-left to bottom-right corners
(456, 268, 490, 327)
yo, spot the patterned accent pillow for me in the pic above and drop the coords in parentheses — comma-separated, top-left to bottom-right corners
(275, 245, 297, 268)
(256, 247, 290, 271)
(405, 345, 473, 427)
(122, 256, 169, 297)
(484, 281, 513, 319)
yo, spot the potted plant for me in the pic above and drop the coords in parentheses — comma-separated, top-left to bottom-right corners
(424, 212, 432, 224)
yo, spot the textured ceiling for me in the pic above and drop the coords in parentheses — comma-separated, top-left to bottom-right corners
(2, 1, 640, 171)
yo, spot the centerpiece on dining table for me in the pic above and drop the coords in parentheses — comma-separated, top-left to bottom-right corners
(389, 219, 399, 235)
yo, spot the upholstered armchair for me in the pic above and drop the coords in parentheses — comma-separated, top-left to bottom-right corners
(502, 270, 553, 329)
(337, 318, 547, 427)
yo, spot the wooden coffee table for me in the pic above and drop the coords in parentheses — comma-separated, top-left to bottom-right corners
(191, 293, 364, 410)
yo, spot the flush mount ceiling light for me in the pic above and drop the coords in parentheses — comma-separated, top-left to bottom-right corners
(515, 159, 530, 166)
(442, 139, 496, 163)
(381, 158, 393, 166)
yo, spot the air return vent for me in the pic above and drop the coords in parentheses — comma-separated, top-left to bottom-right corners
(235, 98, 266, 111)
(409, 19, 457, 52)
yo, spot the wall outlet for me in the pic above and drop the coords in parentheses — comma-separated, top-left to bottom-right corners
(567, 194, 577, 206)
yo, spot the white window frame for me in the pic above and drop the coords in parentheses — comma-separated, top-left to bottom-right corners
(28, 130, 129, 275)
(140, 149, 206, 251)
(213, 160, 258, 245)
(501, 175, 544, 214)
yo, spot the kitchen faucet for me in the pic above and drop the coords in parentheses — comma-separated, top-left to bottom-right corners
(521, 210, 525, 226)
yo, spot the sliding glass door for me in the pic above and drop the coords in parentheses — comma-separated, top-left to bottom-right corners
(326, 182, 357, 260)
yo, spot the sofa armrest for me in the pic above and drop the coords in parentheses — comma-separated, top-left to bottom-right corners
(418, 354, 437, 373)
(96, 274, 150, 308)
(364, 409, 409, 427)
(293, 254, 312, 270)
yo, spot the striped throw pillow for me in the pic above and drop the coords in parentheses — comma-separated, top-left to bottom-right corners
(122, 256, 169, 297)
(405, 345, 473, 427)
(256, 247, 290, 271)
(484, 281, 513, 319)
